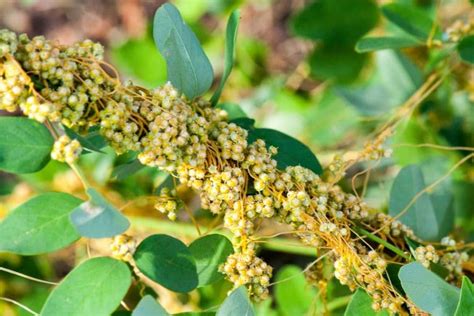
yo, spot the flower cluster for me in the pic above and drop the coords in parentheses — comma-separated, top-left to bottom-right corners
(414, 245, 439, 268)
(220, 245, 272, 300)
(50, 135, 82, 164)
(110, 234, 137, 262)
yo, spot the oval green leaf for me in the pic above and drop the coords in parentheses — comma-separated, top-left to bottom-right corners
(389, 165, 438, 240)
(457, 35, 474, 65)
(0, 192, 82, 255)
(248, 128, 322, 175)
(290, 0, 378, 45)
(344, 289, 389, 316)
(70, 188, 130, 238)
(355, 36, 422, 53)
(188, 234, 233, 287)
(133, 234, 198, 293)
(275, 265, 316, 316)
(0, 117, 53, 174)
(455, 276, 474, 316)
(381, 3, 440, 41)
(210, 9, 240, 106)
(153, 3, 213, 99)
(217, 287, 254, 316)
(399, 262, 460, 316)
(217, 103, 247, 120)
(132, 295, 169, 316)
(41, 257, 131, 316)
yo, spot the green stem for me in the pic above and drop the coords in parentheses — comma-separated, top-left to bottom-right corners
(129, 216, 317, 257)
(354, 227, 411, 260)
(327, 294, 352, 311)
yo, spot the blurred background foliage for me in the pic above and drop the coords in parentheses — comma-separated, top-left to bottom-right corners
(0, 0, 473, 315)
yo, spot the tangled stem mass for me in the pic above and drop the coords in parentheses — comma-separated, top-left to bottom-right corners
(0, 29, 470, 315)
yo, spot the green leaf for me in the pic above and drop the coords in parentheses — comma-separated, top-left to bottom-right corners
(0, 192, 82, 255)
(217, 103, 248, 120)
(134, 234, 198, 293)
(344, 289, 389, 316)
(457, 35, 474, 64)
(211, 10, 240, 106)
(112, 159, 145, 181)
(309, 45, 367, 83)
(381, 3, 440, 41)
(337, 50, 422, 116)
(291, 0, 378, 45)
(189, 234, 233, 287)
(153, 3, 214, 99)
(355, 36, 422, 52)
(217, 287, 254, 316)
(0, 117, 53, 174)
(132, 295, 169, 316)
(455, 277, 474, 316)
(399, 263, 460, 316)
(41, 257, 131, 316)
(70, 188, 130, 238)
(389, 164, 453, 240)
(274, 265, 316, 316)
(248, 128, 322, 175)
(389, 165, 439, 240)
(231, 117, 255, 131)
(65, 126, 107, 153)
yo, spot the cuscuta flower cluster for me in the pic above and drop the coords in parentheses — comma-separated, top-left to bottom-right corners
(110, 234, 137, 262)
(414, 245, 439, 268)
(154, 187, 181, 221)
(50, 135, 82, 164)
(0, 30, 470, 313)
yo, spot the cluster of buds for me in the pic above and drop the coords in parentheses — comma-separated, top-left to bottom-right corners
(446, 17, 474, 42)
(50, 135, 82, 164)
(154, 187, 181, 221)
(414, 245, 440, 268)
(110, 234, 137, 262)
(220, 245, 272, 301)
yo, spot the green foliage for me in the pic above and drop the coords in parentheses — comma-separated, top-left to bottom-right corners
(154, 3, 214, 99)
(216, 286, 254, 316)
(344, 289, 388, 316)
(274, 265, 316, 316)
(0, 192, 82, 255)
(0, 117, 53, 174)
(381, 3, 440, 41)
(132, 295, 169, 316)
(355, 36, 421, 52)
(134, 234, 198, 292)
(64, 126, 107, 154)
(389, 164, 453, 241)
(455, 277, 474, 316)
(70, 188, 130, 238)
(291, 0, 378, 82)
(41, 257, 131, 316)
(112, 32, 167, 88)
(188, 234, 234, 287)
(216, 102, 247, 120)
(457, 35, 474, 64)
(337, 50, 422, 115)
(237, 120, 322, 174)
(211, 10, 240, 106)
(399, 262, 460, 316)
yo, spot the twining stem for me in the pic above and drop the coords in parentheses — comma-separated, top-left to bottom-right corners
(129, 216, 317, 257)
(0, 297, 38, 315)
(353, 227, 411, 260)
(0, 267, 57, 285)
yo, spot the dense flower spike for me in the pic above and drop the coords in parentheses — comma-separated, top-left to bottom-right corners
(0, 29, 469, 313)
